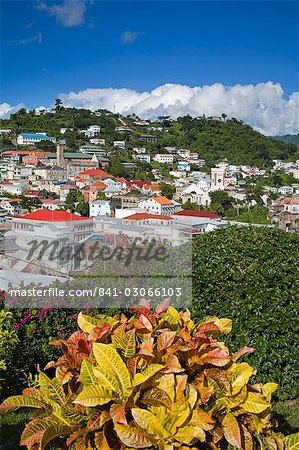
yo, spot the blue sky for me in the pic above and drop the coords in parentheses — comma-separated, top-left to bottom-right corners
(1, 0, 298, 108)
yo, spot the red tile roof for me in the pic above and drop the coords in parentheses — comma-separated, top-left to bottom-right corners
(3, 150, 50, 156)
(173, 210, 221, 219)
(18, 210, 92, 221)
(41, 199, 60, 204)
(116, 177, 126, 183)
(78, 169, 112, 178)
(152, 196, 172, 205)
(273, 196, 299, 206)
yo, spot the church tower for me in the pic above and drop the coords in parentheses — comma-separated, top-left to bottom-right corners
(211, 167, 225, 190)
(56, 140, 66, 166)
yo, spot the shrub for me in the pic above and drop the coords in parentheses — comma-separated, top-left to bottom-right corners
(192, 226, 299, 400)
(0, 305, 288, 449)
(0, 305, 80, 398)
(0, 310, 18, 372)
(0, 288, 117, 398)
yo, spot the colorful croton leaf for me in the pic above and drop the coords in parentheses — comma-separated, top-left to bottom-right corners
(0, 305, 289, 449)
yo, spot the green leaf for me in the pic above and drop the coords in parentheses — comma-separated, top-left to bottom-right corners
(77, 312, 99, 333)
(112, 326, 136, 358)
(20, 417, 55, 448)
(115, 421, 156, 449)
(133, 364, 165, 386)
(39, 424, 71, 450)
(39, 372, 65, 404)
(0, 395, 43, 412)
(229, 363, 254, 395)
(93, 343, 132, 397)
(74, 385, 116, 407)
(261, 383, 278, 402)
(240, 392, 270, 414)
(80, 359, 97, 386)
(284, 433, 299, 450)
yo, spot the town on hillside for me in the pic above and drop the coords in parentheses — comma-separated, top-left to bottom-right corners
(0, 107, 298, 274)
(0, 106, 298, 234)
(1, 108, 299, 287)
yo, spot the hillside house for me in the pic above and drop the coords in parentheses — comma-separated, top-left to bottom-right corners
(89, 200, 111, 217)
(154, 154, 174, 164)
(17, 133, 56, 146)
(138, 196, 181, 216)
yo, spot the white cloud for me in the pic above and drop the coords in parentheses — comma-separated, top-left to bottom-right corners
(58, 82, 299, 136)
(120, 31, 144, 44)
(1, 82, 298, 136)
(0, 103, 26, 119)
(37, 0, 88, 27)
(9, 32, 42, 45)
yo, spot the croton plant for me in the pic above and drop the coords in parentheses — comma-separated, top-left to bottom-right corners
(0, 303, 296, 449)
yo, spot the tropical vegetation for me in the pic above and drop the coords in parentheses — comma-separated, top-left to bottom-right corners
(1, 305, 296, 449)
(192, 227, 299, 400)
(1, 107, 298, 168)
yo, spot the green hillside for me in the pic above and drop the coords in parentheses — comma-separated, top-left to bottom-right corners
(156, 115, 299, 166)
(273, 133, 299, 147)
(1, 107, 298, 167)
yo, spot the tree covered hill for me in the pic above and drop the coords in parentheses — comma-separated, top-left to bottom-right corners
(272, 133, 299, 147)
(156, 115, 298, 167)
(1, 107, 298, 167)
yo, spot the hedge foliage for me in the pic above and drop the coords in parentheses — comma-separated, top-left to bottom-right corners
(0, 307, 286, 449)
(1, 227, 298, 404)
(192, 226, 299, 400)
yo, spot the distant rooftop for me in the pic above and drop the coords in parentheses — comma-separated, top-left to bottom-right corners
(47, 152, 93, 159)
(17, 210, 92, 222)
(19, 133, 55, 140)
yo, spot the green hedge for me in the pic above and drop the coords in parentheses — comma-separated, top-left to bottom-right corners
(1, 226, 298, 402)
(192, 226, 299, 400)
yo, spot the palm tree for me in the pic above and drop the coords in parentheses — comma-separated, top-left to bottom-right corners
(55, 98, 63, 110)
(221, 113, 227, 121)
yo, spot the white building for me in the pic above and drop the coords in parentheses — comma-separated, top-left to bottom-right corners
(211, 168, 226, 190)
(89, 200, 111, 217)
(278, 186, 294, 195)
(0, 199, 22, 216)
(0, 129, 12, 135)
(81, 125, 101, 137)
(60, 128, 73, 134)
(115, 126, 132, 132)
(17, 133, 56, 146)
(113, 141, 126, 149)
(0, 181, 25, 196)
(289, 168, 299, 180)
(180, 183, 211, 207)
(138, 196, 180, 216)
(133, 154, 151, 164)
(40, 199, 63, 211)
(6, 209, 94, 274)
(153, 154, 174, 164)
(90, 138, 105, 145)
(79, 144, 106, 156)
(133, 147, 147, 154)
(283, 198, 299, 214)
(178, 161, 191, 172)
